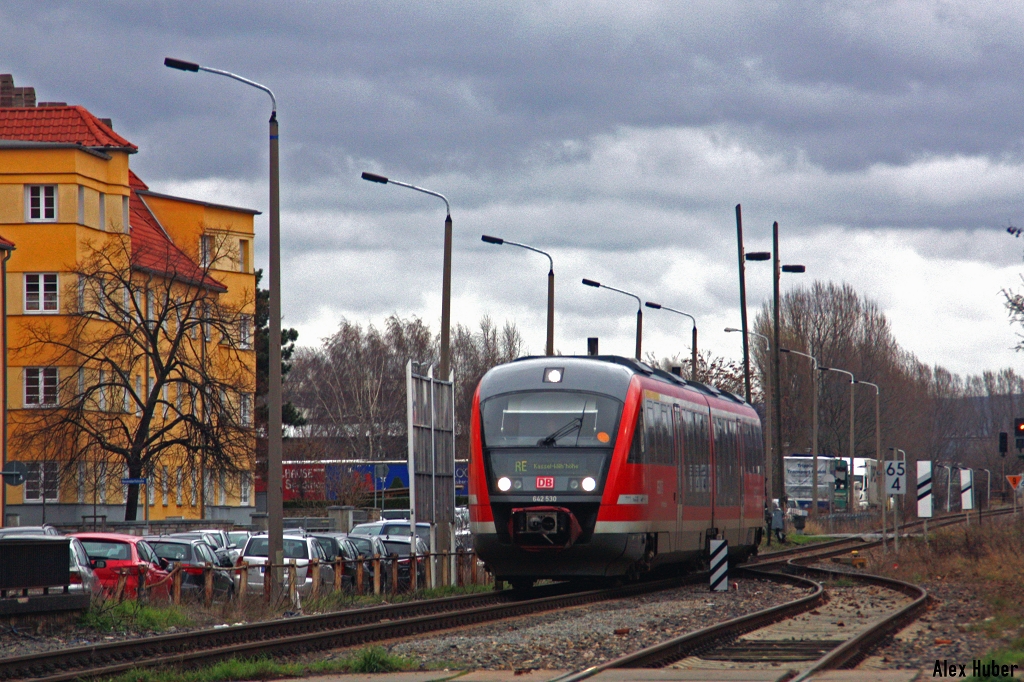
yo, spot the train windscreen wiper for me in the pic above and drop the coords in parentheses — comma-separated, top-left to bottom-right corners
(538, 417, 583, 446)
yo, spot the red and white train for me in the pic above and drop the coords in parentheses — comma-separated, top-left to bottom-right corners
(468, 355, 765, 587)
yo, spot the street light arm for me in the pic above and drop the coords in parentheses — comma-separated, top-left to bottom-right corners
(819, 366, 855, 382)
(499, 239, 553, 272)
(382, 178, 450, 215)
(725, 327, 770, 350)
(854, 379, 879, 394)
(659, 305, 696, 329)
(165, 58, 277, 113)
(780, 347, 818, 369)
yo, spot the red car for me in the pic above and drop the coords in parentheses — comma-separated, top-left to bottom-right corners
(72, 532, 170, 600)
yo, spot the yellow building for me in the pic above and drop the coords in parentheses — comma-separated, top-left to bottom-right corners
(0, 77, 257, 527)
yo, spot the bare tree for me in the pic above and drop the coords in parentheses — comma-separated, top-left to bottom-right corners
(12, 234, 255, 521)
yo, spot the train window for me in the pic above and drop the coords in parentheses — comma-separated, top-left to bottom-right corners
(481, 391, 622, 448)
(681, 409, 711, 505)
(713, 418, 740, 506)
(627, 408, 645, 464)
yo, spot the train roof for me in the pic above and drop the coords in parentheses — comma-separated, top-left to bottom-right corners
(478, 354, 751, 408)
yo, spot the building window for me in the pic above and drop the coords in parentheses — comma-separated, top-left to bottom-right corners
(239, 315, 251, 349)
(176, 467, 183, 506)
(25, 273, 58, 313)
(24, 367, 58, 406)
(24, 462, 59, 502)
(26, 185, 57, 222)
(219, 470, 227, 506)
(97, 370, 107, 411)
(98, 192, 106, 230)
(77, 462, 86, 503)
(200, 235, 214, 268)
(77, 186, 85, 224)
(190, 470, 198, 507)
(240, 473, 251, 506)
(122, 196, 130, 233)
(147, 473, 154, 506)
(239, 239, 249, 272)
(240, 393, 253, 427)
(161, 466, 169, 506)
(204, 470, 214, 506)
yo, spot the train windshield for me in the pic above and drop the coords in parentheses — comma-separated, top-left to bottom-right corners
(481, 391, 622, 448)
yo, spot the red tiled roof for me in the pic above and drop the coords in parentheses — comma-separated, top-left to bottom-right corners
(129, 171, 225, 292)
(0, 105, 136, 151)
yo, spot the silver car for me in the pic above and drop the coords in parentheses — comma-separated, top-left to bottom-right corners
(69, 536, 101, 595)
(239, 533, 333, 597)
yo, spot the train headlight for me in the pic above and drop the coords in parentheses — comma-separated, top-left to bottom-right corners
(498, 477, 512, 492)
(582, 477, 597, 492)
(569, 479, 579, 490)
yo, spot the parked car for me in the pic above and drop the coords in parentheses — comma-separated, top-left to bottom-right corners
(345, 533, 394, 592)
(380, 535, 428, 590)
(350, 521, 431, 544)
(68, 536, 101, 596)
(310, 532, 373, 592)
(455, 507, 472, 550)
(192, 528, 241, 563)
(227, 530, 251, 553)
(238, 533, 333, 597)
(145, 536, 234, 599)
(0, 525, 61, 537)
(72, 532, 170, 600)
(169, 532, 234, 567)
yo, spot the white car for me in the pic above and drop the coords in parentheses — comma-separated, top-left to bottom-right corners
(238, 533, 333, 597)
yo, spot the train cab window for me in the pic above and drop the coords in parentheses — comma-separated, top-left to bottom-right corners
(481, 391, 622, 448)
(627, 407, 645, 464)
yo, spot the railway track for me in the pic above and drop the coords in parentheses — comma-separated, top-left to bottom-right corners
(1, 506, 1004, 681)
(0, 573, 710, 681)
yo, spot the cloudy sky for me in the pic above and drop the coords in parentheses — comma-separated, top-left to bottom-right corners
(4, 1, 1024, 377)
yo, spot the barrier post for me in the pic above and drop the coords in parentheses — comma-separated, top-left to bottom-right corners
(310, 559, 320, 601)
(356, 556, 365, 595)
(288, 562, 297, 606)
(411, 551, 418, 592)
(263, 560, 272, 602)
(425, 551, 432, 587)
(204, 562, 213, 607)
(391, 556, 399, 594)
(334, 558, 343, 592)
(238, 563, 247, 605)
(373, 555, 381, 595)
(471, 552, 478, 585)
(172, 566, 182, 605)
(114, 572, 127, 602)
(442, 550, 449, 586)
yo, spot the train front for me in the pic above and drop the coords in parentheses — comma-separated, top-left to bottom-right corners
(469, 357, 638, 583)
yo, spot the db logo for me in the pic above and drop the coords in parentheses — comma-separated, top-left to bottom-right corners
(536, 476, 555, 489)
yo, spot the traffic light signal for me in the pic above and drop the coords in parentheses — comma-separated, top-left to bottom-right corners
(1000, 432, 1009, 457)
(1016, 419, 1024, 451)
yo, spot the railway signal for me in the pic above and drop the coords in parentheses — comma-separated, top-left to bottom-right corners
(1015, 419, 1024, 452)
(1000, 432, 1008, 457)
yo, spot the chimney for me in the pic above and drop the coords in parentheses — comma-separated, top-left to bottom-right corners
(587, 338, 599, 356)
(99, 118, 113, 130)
(0, 75, 37, 108)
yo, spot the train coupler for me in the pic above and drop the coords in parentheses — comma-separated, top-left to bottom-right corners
(508, 506, 582, 550)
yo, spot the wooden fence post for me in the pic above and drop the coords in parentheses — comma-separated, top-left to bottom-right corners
(471, 552, 478, 585)
(442, 551, 449, 587)
(237, 562, 247, 606)
(263, 561, 272, 603)
(310, 559, 320, 601)
(356, 556, 365, 596)
(373, 555, 380, 596)
(172, 567, 182, 605)
(204, 562, 213, 608)
(333, 558, 343, 592)
(288, 562, 297, 606)
(391, 556, 399, 594)
(411, 551, 418, 592)
(425, 551, 432, 588)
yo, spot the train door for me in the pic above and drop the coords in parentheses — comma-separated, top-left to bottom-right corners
(673, 405, 684, 551)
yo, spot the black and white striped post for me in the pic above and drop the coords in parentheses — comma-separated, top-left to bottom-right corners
(709, 539, 728, 592)
(917, 461, 932, 546)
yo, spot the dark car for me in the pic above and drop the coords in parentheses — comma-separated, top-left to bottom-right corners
(168, 532, 234, 567)
(145, 536, 234, 599)
(0, 525, 61, 537)
(311, 532, 373, 592)
(380, 536, 428, 590)
(345, 533, 393, 592)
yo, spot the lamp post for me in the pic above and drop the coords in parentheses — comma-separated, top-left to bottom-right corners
(819, 366, 856, 511)
(482, 235, 554, 355)
(582, 279, 642, 360)
(645, 302, 697, 380)
(982, 468, 992, 511)
(887, 447, 906, 553)
(164, 57, 284, 586)
(735, 204, 752, 403)
(780, 348, 819, 519)
(855, 381, 882, 542)
(726, 327, 773, 507)
(362, 172, 452, 377)
(745, 222, 805, 508)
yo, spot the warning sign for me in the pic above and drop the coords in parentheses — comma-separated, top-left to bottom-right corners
(1007, 475, 1023, 490)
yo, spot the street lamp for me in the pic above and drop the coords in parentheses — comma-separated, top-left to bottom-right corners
(582, 279, 642, 360)
(482, 235, 554, 356)
(164, 56, 285, 586)
(854, 380, 882, 542)
(745, 220, 805, 508)
(819, 366, 856, 511)
(362, 172, 453, 378)
(645, 302, 697, 380)
(780, 348, 819, 519)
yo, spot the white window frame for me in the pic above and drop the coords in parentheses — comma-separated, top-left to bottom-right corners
(97, 369, 107, 411)
(219, 470, 227, 506)
(98, 192, 106, 230)
(240, 473, 251, 506)
(77, 462, 87, 503)
(26, 185, 57, 222)
(239, 239, 249, 273)
(122, 196, 130, 233)
(240, 392, 253, 427)
(200, 235, 214, 268)
(24, 461, 59, 502)
(239, 315, 252, 349)
(176, 467, 183, 506)
(24, 273, 58, 313)
(161, 466, 169, 506)
(190, 470, 198, 507)
(24, 367, 58, 407)
(77, 186, 85, 224)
